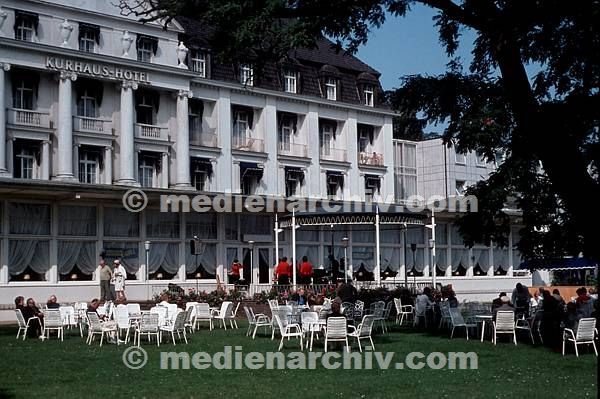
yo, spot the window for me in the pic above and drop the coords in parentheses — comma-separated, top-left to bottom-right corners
(476, 151, 487, 166)
(78, 24, 100, 52)
(285, 168, 304, 197)
(136, 93, 155, 125)
(283, 69, 297, 93)
(363, 85, 374, 107)
(191, 159, 212, 191)
(14, 12, 37, 42)
(190, 50, 207, 77)
(320, 123, 335, 156)
(78, 148, 101, 184)
(13, 140, 39, 179)
(455, 151, 466, 164)
(240, 163, 263, 195)
(326, 172, 344, 199)
(278, 114, 295, 152)
(358, 125, 373, 153)
(136, 36, 157, 63)
(77, 89, 97, 118)
(365, 175, 381, 201)
(232, 109, 250, 147)
(13, 79, 34, 110)
(393, 141, 417, 201)
(188, 100, 203, 136)
(138, 153, 159, 188)
(325, 78, 337, 100)
(240, 64, 253, 86)
(455, 180, 466, 196)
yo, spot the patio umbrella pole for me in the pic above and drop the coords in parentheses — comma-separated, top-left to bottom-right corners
(375, 205, 381, 286)
(292, 209, 297, 289)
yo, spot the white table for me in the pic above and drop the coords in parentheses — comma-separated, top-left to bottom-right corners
(475, 315, 493, 342)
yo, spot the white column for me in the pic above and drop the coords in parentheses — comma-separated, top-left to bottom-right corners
(381, 116, 395, 199)
(346, 111, 360, 199)
(104, 146, 112, 184)
(161, 151, 169, 188)
(487, 242, 494, 277)
(232, 160, 240, 194)
(6, 139, 13, 175)
(55, 71, 77, 181)
(72, 144, 79, 179)
(0, 63, 10, 176)
(264, 97, 278, 195)
(306, 103, 321, 198)
(118, 81, 138, 185)
(41, 140, 50, 180)
(216, 89, 232, 192)
(375, 207, 381, 285)
(175, 89, 192, 188)
(292, 210, 297, 288)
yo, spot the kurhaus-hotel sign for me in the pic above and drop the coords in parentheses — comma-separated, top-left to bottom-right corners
(46, 57, 150, 83)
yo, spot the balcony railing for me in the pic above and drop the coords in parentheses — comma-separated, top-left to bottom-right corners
(7, 108, 52, 128)
(359, 151, 384, 166)
(190, 129, 218, 148)
(135, 123, 169, 141)
(278, 142, 307, 157)
(320, 147, 347, 162)
(232, 136, 265, 153)
(73, 116, 112, 134)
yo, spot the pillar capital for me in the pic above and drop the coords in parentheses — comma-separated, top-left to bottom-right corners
(122, 80, 138, 90)
(177, 89, 193, 99)
(0, 63, 10, 72)
(59, 71, 77, 81)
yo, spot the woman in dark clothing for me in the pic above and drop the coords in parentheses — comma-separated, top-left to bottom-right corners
(14, 296, 25, 312)
(540, 290, 561, 349)
(21, 298, 44, 338)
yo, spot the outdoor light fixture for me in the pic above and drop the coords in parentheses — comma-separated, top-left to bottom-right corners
(195, 272, 202, 278)
(23, 274, 31, 281)
(144, 240, 151, 251)
(70, 273, 78, 280)
(247, 240, 255, 285)
(341, 237, 349, 283)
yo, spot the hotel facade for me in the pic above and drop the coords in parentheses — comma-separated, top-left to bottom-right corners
(0, 0, 531, 306)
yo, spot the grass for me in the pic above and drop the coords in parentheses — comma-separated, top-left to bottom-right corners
(0, 322, 596, 399)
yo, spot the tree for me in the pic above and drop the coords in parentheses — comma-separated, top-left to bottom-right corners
(119, 0, 600, 261)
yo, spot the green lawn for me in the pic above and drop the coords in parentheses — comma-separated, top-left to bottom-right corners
(0, 322, 596, 399)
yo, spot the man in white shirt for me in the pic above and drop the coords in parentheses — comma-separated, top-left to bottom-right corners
(113, 259, 127, 301)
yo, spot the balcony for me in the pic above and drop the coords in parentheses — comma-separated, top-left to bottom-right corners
(232, 136, 265, 153)
(278, 142, 307, 158)
(190, 129, 218, 148)
(7, 108, 52, 129)
(135, 123, 169, 141)
(73, 116, 112, 135)
(359, 151, 384, 166)
(320, 147, 347, 162)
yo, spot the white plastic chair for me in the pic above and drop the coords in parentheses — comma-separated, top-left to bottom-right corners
(325, 317, 349, 352)
(348, 315, 375, 352)
(244, 306, 271, 339)
(301, 311, 321, 350)
(563, 318, 597, 357)
(127, 303, 142, 320)
(43, 309, 64, 341)
(493, 311, 516, 345)
(194, 303, 213, 330)
(114, 304, 131, 343)
(160, 310, 188, 346)
(212, 302, 233, 329)
(185, 301, 199, 328)
(59, 306, 77, 330)
(15, 309, 38, 340)
(150, 306, 167, 327)
(393, 298, 414, 326)
(135, 313, 160, 347)
(449, 308, 477, 339)
(227, 302, 240, 329)
(273, 314, 303, 351)
(165, 304, 179, 324)
(86, 312, 117, 346)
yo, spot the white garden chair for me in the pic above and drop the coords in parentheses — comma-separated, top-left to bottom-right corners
(449, 308, 477, 339)
(15, 309, 38, 340)
(268, 299, 280, 311)
(563, 318, 597, 357)
(227, 302, 240, 329)
(325, 316, 349, 353)
(273, 314, 303, 351)
(86, 312, 117, 346)
(244, 306, 271, 339)
(160, 310, 188, 346)
(135, 313, 160, 347)
(194, 303, 213, 331)
(348, 314, 375, 352)
(438, 302, 452, 329)
(43, 309, 64, 341)
(212, 301, 233, 330)
(185, 302, 199, 327)
(393, 297, 414, 326)
(493, 311, 516, 345)
(127, 303, 142, 320)
(301, 311, 322, 350)
(114, 304, 131, 343)
(183, 307, 195, 333)
(353, 300, 365, 322)
(165, 304, 179, 325)
(59, 306, 77, 331)
(150, 306, 167, 327)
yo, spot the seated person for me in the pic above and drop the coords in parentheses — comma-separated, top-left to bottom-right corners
(22, 298, 44, 338)
(491, 292, 507, 312)
(337, 282, 358, 303)
(575, 287, 593, 319)
(87, 298, 119, 343)
(14, 296, 25, 312)
(46, 295, 60, 309)
(563, 302, 579, 330)
(291, 288, 308, 306)
(492, 296, 514, 321)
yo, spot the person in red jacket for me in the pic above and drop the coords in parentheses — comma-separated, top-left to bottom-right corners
(275, 257, 290, 285)
(299, 256, 313, 284)
(228, 258, 242, 284)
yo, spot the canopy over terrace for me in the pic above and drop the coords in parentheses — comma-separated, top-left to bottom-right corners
(278, 204, 427, 286)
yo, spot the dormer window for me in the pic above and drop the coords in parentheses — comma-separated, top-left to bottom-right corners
(190, 50, 207, 77)
(325, 78, 337, 100)
(136, 35, 158, 63)
(240, 64, 254, 86)
(283, 69, 297, 94)
(14, 11, 38, 42)
(363, 85, 374, 107)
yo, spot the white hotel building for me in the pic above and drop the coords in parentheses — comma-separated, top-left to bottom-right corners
(0, 0, 530, 306)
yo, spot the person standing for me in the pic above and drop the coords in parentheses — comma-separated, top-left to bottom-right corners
(299, 256, 313, 284)
(113, 259, 127, 302)
(99, 260, 112, 301)
(275, 257, 290, 285)
(228, 258, 242, 284)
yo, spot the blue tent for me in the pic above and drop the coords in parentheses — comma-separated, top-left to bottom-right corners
(519, 257, 598, 271)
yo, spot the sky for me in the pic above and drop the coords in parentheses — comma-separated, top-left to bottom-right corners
(356, 4, 476, 91)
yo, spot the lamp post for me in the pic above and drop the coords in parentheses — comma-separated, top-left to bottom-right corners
(341, 237, 349, 283)
(402, 224, 408, 288)
(248, 240, 255, 288)
(144, 240, 151, 300)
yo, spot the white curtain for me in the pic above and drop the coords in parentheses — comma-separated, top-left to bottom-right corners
(58, 206, 96, 236)
(296, 229, 319, 242)
(353, 229, 374, 243)
(102, 241, 139, 273)
(9, 240, 50, 275)
(297, 245, 319, 267)
(352, 246, 375, 271)
(381, 247, 401, 271)
(472, 248, 491, 273)
(103, 207, 139, 237)
(9, 203, 50, 235)
(435, 223, 447, 245)
(185, 243, 217, 273)
(58, 241, 97, 274)
(406, 228, 424, 245)
(148, 242, 180, 274)
(493, 248, 509, 271)
(451, 248, 469, 272)
(186, 212, 217, 239)
(146, 210, 179, 239)
(450, 225, 464, 246)
(435, 249, 447, 272)
(380, 227, 401, 244)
